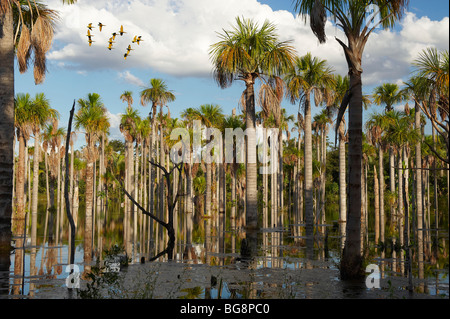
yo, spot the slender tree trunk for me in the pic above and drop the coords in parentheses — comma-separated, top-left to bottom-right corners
(398, 150, 404, 274)
(304, 95, 314, 259)
(134, 142, 139, 260)
(245, 80, 258, 231)
(360, 163, 366, 255)
(374, 165, 380, 247)
(31, 132, 40, 281)
(379, 148, 385, 245)
(341, 67, 363, 279)
(70, 140, 74, 215)
(339, 122, 346, 251)
(159, 125, 165, 255)
(0, 7, 15, 264)
(84, 156, 94, 271)
(13, 133, 26, 294)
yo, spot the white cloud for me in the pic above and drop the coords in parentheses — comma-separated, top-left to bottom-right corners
(118, 71, 145, 87)
(106, 110, 123, 140)
(46, 1, 449, 86)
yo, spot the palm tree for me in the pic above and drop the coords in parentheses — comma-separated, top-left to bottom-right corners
(330, 74, 349, 249)
(210, 16, 296, 231)
(13, 92, 34, 293)
(285, 52, 335, 258)
(120, 91, 134, 111)
(190, 104, 224, 218)
(412, 48, 449, 228)
(75, 93, 109, 269)
(0, 0, 70, 269)
(120, 107, 139, 257)
(140, 78, 176, 253)
(373, 83, 408, 209)
(404, 75, 431, 280)
(41, 121, 65, 244)
(373, 83, 408, 112)
(313, 108, 333, 230)
(293, 0, 410, 279)
(385, 110, 418, 270)
(366, 112, 391, 248)
(28, 93, 58, 281)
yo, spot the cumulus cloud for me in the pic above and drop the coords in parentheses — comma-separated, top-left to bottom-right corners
(106, 110, 123, 140)
(118, 71, 145, 87)
(46, 0, 449, 85)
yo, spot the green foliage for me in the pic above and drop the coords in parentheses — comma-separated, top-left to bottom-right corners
(78, 245, 128, 299)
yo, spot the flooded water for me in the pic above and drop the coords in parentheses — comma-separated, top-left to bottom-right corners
(2, 208, 448, 300)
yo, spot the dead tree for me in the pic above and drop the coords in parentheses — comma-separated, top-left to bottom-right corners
(120, 160, 184, 261)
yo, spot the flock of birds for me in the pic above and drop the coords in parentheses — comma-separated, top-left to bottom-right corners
(86, 22, 143, 60)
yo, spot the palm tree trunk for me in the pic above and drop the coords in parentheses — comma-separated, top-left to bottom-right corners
(70, 140, 74, 214)
(84, 157, 94, 271)
(149, 122, 155, 253)
(245, 81, 258, 231)
(389, 147, 396, 231)
(360, 163, 366, 255)
(341, 69, 363, 279)
(159, 125, 165, 255)
(134, 142, 139, 260)
(0, 6, 15, 261)
(128, 139, 135, 258)
(398, 149, 404, 274)
(379, 148, 385, 246)
(56, 152, 61, 244)
(185, 164, 193, 257)
(339, 123, 346, 251)
(31, 132, 40, 280)
(374, 165, 380, 248)
(232, 164, 237, 251)
(304, 94, 314, 259)
(13, 133, 26, 294)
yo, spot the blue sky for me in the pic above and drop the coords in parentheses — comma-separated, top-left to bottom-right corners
(14, 0, 449, 150)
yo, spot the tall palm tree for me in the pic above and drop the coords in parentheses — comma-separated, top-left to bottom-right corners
(0, 0, 69, 269)
(330, 74, 349, 249)
(28, 92, 58, 281)
(285, 52, 335, 258)
(293, 0, 410, 279)
(75, 93, 109, 269)
(120, 107, 139, 257)
(41, 121, 65, 245)
(385, 110, 418, 261)
(366, 112, 391, 248)
(210, 16, 296, 231)
(404, 75, 431, 280)
(189, 104, 224, 255)
(373, 83, 408, 209)
(140, 78, 176, 250)
(13, 92, 34, 293)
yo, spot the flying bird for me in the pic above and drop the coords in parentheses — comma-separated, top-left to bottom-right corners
(124, 52, 130, 60)
(119, 25, 126, 36)
(107, 43, 114, 50)
(132, 35, 137, 43)
(107, 37, 115, 45)
(86, 30, 94, 42)
(126, 44, 133, 52)
(98, 22, 106, 31)
(136, 36, 143, 45)
(88, 39, 95, 46)
(87, 23, 94, 30)
(111, 32, 117, 40)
